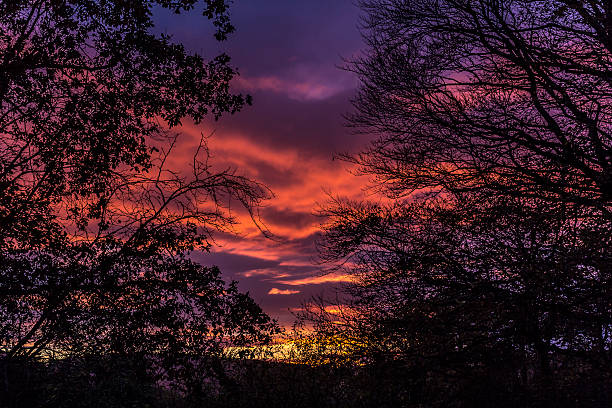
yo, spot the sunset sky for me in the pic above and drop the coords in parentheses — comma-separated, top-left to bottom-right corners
(155, 1, 370, 326)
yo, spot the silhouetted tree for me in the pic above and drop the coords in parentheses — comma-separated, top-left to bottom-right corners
(304, 194, 611, 406)
(298, 0, 612, 405)
(0, 1, 279, 405)
(346, 0, 612, 213)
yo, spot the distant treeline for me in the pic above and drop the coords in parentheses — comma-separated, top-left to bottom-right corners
(4, 353, 609, 407)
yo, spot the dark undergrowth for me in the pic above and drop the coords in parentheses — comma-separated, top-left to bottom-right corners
(1, 356, 610, 408)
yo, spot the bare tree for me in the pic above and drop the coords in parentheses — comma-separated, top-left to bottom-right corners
(302, 193, 611, 405)
(296, 1, 612, 405)
(346, 0, 612, 213)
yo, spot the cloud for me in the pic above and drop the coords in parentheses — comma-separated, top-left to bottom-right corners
(261, 206, 315, 233)
(268, 288, 301, 295)
(240, 269, 287, 278)
(192, 250, 280, 274)
(275, 273, 354, 286)
(211, 89, 371, 156)
(236, 75, 350, 101)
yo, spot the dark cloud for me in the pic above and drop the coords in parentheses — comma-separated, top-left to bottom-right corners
(246, 157, 303, 189)
(155, 1, 363, 75)
(191, 250, 280, 275)
(261, 207, 315, 231)
(213, 89, 371, 157)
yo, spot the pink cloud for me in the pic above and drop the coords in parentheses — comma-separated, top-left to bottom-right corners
(241, 268, 290, 278)
(155, 97, 368, 325)
(235, 75, 348, 101)
(268, 288, 301, 295)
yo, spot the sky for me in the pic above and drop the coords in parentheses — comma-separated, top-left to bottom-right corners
(155, 1, 370, 327)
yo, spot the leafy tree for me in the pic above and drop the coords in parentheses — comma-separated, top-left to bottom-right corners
(0, 1, 279, 404)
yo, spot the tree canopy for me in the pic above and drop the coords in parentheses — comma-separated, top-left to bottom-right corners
(298, 1, 612, 406)
(0, 1, 279, 404)
(346, 0, 612, 212)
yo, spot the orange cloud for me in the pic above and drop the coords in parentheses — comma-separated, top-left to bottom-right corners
(155, 104, 367, 326)
(241, 268, 290, 278)
(168, 123, 370, 264)
(275, 273, 354, 286)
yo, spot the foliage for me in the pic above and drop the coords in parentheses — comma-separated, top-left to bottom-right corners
(0, 1, 279, 405)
